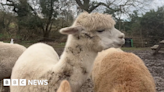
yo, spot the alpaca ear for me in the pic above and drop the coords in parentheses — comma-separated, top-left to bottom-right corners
(59, 26, 84, 35)
(57, 80, 71, 92)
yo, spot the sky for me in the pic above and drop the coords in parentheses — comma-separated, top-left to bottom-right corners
(92, 0, 164, 11)
(150, 0, 164, 9)
(1, 0, 164, 10)
(1, 0, 164, 19)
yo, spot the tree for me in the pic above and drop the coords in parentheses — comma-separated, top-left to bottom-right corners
(118, 6, 164, 46)
(2, 0, 39, 34)
(140, 7, 164, 45)
(75, 0, 150, 13)
(0, 3, 15, 32)
(75, 0, 103, 13)
(128, 11, 141, 33)
(0, 11, 14, 32)
(3, 0, 76, 40)
(38, 0, 58, 39)
(103, 0, 151, 31)
(3, 0, 60, 39)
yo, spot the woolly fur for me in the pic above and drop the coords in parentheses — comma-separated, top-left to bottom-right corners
(0, 42, 26, 80)
(92, 48, 156, 92)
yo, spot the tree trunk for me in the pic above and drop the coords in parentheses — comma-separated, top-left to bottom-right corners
(39, 30, 54, 42)
(43, 31, 50, 39)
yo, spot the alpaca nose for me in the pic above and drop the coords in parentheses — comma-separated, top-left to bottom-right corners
(118, 33, 125, 39)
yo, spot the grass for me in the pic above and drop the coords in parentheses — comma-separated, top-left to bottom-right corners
(19, 41, 151, 52)
(20, 42, 33, 48)
(0, 34, 4, 38)
(19, 41, 66, 48)
(48, 42, 65, 48)
(1, 35, 151, 51)
(122, 47, 151, 51)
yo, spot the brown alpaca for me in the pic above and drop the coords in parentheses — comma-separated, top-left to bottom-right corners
(92, 48, 156, 92)
(57, 80, 71, 92)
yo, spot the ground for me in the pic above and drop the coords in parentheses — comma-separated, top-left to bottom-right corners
(133, 50, 164, 92)
(79, 48, 164, 92)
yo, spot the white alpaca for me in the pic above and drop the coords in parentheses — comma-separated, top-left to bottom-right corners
(0, 42, 26, 92)
(10, 12, 125, 92)
(0, 41, 26, 80)
(92, 48, 156, 92)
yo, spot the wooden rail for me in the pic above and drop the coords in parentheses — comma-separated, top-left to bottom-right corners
(151, 40, 164, 55)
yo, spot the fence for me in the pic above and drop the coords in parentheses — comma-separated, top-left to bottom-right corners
(124, 36, 164, 47)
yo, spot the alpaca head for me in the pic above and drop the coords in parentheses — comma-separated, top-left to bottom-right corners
(59, 12, 125, 52)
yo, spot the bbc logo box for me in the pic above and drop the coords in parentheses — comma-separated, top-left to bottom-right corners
(3, 79, 10, 86)
(20, 79, 26, 86)
(3, 79, 26, 86)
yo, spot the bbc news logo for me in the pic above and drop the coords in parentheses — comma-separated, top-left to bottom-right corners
(3, 79, 48, 86)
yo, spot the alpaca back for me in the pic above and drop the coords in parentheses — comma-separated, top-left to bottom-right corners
(92, 48, 156, 92)
(0, 42, 26, 80)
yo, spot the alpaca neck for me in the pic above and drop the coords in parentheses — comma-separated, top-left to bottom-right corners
(57, 35, 98, 92)
(59, 35, 97, 74)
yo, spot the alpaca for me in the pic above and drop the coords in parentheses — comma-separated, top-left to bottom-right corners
(92, 48, 156, 92)
(10, 12, 125, 92)
(0, 42, 26, 80)
(57, 80, 71, 92)
(0, 42, 26, 92)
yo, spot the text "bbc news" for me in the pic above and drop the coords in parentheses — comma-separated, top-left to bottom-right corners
(3, 79, 48, 86)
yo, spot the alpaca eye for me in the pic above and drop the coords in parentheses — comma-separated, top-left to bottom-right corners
(97, 30, 105, 33)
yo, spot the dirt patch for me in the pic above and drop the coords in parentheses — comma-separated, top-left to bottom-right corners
(133, 50, 164, 92)
(79, 50, 164, 92)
